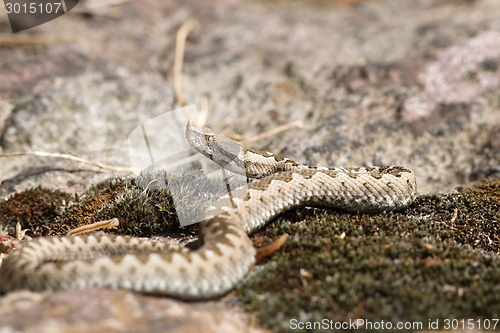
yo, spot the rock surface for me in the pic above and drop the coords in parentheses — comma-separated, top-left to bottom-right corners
(0, 289, 268, 333)
(1, 0, 499, 196)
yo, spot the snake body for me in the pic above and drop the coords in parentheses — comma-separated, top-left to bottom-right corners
(0, 122, 417, 300)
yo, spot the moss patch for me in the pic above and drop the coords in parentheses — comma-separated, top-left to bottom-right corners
(0, 187, 73, 236)
(236, 179, 500, 332)
(55, 176, 189, 237)
(0, 173, 231, 238)
(2, 175, 500, 332)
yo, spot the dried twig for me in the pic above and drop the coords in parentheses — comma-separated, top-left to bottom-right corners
(172, 19, 299, 143)
(197, 94, 209, 128)
(174, 20, 198, 109)
(173, 20, 208, 128)
(241, 120, 303, 144)
(0, 34, 72, 47)
(66, 218, 120, 236)
(15, 222, 29, 240)
(255, 234, 288, 259)
(0, 151, 139, 173)
(450, 208, 458, 223)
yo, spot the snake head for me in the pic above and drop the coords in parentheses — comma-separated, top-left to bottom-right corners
(185, 121, 246, 176)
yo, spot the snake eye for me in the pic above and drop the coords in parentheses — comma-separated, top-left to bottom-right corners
(204, 134, 214, 143)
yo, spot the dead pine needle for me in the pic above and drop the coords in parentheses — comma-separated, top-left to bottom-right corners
(0, 151, 138, 173)
(255, 234, 289, 259)
(66, 218, 120, 236)
(174, 20, 199, 109)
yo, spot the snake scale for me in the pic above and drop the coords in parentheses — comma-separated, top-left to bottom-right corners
(0, 122, 417, 300)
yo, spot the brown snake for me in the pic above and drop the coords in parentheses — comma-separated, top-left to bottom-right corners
(0, 122, 417, 300)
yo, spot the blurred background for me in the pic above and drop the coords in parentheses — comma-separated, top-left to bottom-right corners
(0, 0, 499, 197)
(1, 1, 500, 332)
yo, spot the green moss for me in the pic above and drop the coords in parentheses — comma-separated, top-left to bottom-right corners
(0, 172, 229, 238)
(0, 187, 73, 236)
(54, 176, 189, 237)
(236, 179, 500, 332)
(2, 175, 500, 333)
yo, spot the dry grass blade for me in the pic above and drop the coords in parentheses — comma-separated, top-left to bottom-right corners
(66, 218, 120, 236)
(240, 120, 303, 144)
(255, 234, 288, 259)
(0, 151, 139, 173)
(174, 20, 199, 110)
(0, 34, 72, 47)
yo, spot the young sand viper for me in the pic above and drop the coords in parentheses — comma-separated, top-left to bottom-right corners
(0, 122, 417, 300)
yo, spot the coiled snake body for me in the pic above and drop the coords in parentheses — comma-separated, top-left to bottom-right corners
(0, 122, 417, 300)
